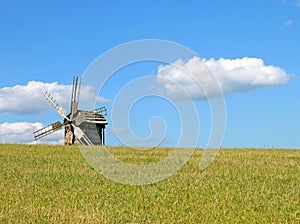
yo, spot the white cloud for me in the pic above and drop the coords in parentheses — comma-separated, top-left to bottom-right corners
(0, 81, 110, 115)
(285, 19, 293, 26)
(0, 122, 64, 144)
(156, 57, 291, 100)
(295, 1, 300, 6)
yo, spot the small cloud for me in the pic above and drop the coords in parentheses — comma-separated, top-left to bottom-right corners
(0, 122, 64, 144)
(285, 19, 293, 26)
(295, 0, 300, 6)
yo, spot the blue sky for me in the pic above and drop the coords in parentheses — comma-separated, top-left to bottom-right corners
(0, 0, 299, 148)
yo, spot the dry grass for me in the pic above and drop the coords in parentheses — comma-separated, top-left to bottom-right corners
(0, 144, 299, 223)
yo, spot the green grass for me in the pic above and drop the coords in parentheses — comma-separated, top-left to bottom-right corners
(0, 144, 299, 223)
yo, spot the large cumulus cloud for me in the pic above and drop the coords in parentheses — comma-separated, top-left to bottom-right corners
(0, 81, 110, 115)
(157, 57, 290, 100)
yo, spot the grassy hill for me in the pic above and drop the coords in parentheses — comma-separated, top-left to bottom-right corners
(0, 144, 299, 223)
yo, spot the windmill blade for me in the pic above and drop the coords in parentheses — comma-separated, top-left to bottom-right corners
(33, 121, 63, 140)
(94, 107, 107, 116)
(71, 124, 94, 146)
(44, 90, 67, 118)
(70, 76, 81, 114)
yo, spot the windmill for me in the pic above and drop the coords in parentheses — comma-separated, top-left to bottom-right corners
(33, 76, 108, 145)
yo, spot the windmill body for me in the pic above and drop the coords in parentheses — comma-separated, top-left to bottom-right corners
(33, 76, 107, 145)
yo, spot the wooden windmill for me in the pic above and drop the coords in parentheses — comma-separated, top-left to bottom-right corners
(33, 76, 108, 145)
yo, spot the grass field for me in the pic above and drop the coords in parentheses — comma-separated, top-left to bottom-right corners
(0, 144, 299, 223)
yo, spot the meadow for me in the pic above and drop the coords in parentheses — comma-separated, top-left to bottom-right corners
(0, 144, 299, 223)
